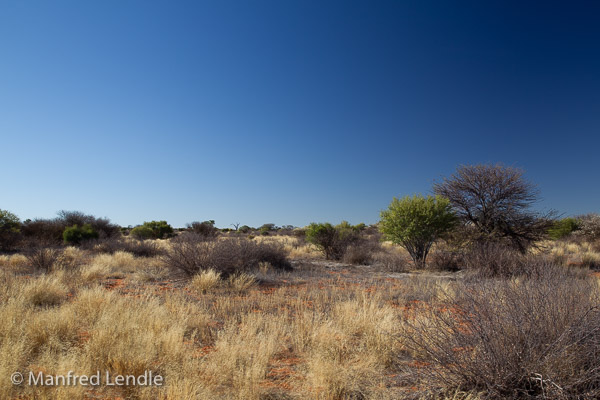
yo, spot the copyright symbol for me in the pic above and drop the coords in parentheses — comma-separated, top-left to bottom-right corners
(11, 372, 23, 385)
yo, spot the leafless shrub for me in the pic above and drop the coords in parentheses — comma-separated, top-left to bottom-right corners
(20, 211, 120, 247)
(187, 220, 219, 239)
(56, 210, 121, 239)
(428, 249, 464, 271)
(162, 234, 213, 275)
(24, 245, 62, 272)
(575, 214, 600, 241)
(21, 219, 64, 245)
(248, 240, 291, 271)
(460, 242, 552, 278)
(163, 234, 291, 276)
(373, 251, 409, 272)
(404, 266, 600, 399)
(342, 239, 380, 265)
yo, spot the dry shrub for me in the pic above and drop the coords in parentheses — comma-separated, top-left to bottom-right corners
(164, 234, 291, 276)
(342, 239, 380, 265)
(575, 213, 600, 241)
(462, 242, 548, 278)
(374, 251, 409, 272)
(428, 249, 464, 271)
(162, 234, 213, 275)
(25, 246, 62, 272)
(405, 265, 600, 399)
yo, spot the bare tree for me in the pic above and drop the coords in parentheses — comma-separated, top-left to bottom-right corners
(230, 222, 240, 231)
(433, 164, 553, 252)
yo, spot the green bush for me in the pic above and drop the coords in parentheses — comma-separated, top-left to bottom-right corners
(0, 209, 21, 251)
(63, 224, 99, 245)
(305, 221, 362, 260)
(130, 220, 173, 239)
(547, 218, 579, 240)
(379, 195, 456, 268)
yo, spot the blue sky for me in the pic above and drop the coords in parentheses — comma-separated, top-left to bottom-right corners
(1, 0, 599, 228)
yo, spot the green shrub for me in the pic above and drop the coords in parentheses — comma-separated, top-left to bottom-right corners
(305, 221, 362, 260)
(130, 220, 173, 239)
(63, 224, 99, 245)
(547, 217, 579, 240)
(129, 225, 153, 239)
(0, 209, 21, 251)
(379, 195, 456, 268)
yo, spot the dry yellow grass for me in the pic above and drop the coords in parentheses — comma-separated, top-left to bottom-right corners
(253, 234, 321, 259)
(189, 269, 221, 293)
(13, 235, 586, 399)
(545, 240, 600, 268)
(0, 252, 420, 399)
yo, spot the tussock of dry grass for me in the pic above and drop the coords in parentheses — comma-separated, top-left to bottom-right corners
(227, 272, 256, 292)
(189, 269, 221, 293)
(0, 253, 29, 273)
(23, 275, 69, 307)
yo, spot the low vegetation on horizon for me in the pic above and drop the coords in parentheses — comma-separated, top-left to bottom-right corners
(1, 164, 600, 399)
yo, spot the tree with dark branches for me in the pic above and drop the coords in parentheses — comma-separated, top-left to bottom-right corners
(433, 164, 554, 252)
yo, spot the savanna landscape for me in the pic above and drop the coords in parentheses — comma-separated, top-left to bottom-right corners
(3, 2, 600, 399)
(2, 164, 600, 400)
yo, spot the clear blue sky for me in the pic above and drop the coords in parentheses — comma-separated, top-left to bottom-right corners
(1, 0, 599, 228)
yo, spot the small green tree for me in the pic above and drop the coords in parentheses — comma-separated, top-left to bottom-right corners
(63, 224, 99, 245)
(379, 195, 456, 268)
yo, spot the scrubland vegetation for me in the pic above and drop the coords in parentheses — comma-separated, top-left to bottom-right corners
(1, 164, 600, 399)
